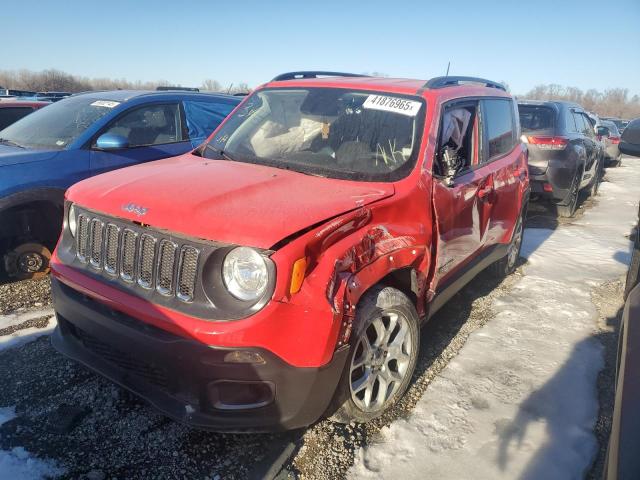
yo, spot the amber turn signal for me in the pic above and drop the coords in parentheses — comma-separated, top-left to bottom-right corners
(290, 257, 307, 294)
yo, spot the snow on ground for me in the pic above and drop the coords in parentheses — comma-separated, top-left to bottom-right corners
(350, 160, 640, 480)
(0, 315, 57, 352)
(0, 308, 55, 330)
(0, 407, 65, 479)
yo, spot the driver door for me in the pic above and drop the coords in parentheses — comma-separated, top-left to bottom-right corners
(431, 101, 493, 290)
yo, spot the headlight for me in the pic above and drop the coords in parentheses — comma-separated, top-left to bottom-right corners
(68, 204, 77, 237)
(222, 247, 269, 301)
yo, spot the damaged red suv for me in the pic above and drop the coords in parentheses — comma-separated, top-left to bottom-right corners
(50, 72, 529, 431)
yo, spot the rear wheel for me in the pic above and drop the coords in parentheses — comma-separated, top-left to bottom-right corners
(556, 171, 581, 218)
(3, 242, 52, 280)
(589, 158, 603, 197)
(329, 286, 419, 424)
(491, 210, 524, 278)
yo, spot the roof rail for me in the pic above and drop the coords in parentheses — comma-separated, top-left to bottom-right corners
(424, 76, 506, 91)
(156, 86, 200, 92)
(272, 71, 369, 81)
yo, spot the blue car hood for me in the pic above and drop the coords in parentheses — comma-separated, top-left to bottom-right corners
(0, 144, 61, 166)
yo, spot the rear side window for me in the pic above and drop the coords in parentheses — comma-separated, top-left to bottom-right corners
(564, 111, 578, 133)
(482, 99, 515, 161)
(183, 100, 237, 145)
(573, 112, 593, 137)
(100, 103, 182, 148)
(0, 107, 34, 130)
(518, 105, 554, 133)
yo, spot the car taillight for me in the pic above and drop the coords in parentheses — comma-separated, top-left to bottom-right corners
(609, 136, 620, 144)
(526, 136, 569, 150)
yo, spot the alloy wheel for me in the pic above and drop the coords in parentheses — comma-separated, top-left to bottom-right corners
(349, 310, 413, 412)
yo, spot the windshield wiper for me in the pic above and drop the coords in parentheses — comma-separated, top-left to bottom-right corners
(203, 144, 236, 162)
(0, 138, 25, 149)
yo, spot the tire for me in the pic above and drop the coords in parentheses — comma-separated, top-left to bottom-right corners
(329, 286, 420, 424)
(589, 158, 603, 197)
(556, 170, 581, 218)
(3, 242, 52, 280)
(491, 209, 524, 278)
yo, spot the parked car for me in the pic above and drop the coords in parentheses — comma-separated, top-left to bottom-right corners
(518, 100, 603, 217)
(602, 117, 629, 135)
(34, 92, 71, 102)
(605, 117, 640, 480)
(0, 101, 49, 130)
(599, 120, 622, 167)
(50, 73, 529, 431)
(0, 87, 37, 98)
(0, 90, 241, 280)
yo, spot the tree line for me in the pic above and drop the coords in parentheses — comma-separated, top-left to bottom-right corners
(518, 84, 640, 119)
(2, 69, 638, 120)
(0, 69, 251, 95)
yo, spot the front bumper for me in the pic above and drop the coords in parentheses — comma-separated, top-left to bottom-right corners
(51, 277, 349, 432)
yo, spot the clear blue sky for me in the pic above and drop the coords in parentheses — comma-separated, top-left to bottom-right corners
(2, 0, 638, 95)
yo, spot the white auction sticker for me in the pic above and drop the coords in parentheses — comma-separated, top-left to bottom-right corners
(91, 100, 120, 108)
(363, 95, 422, 117)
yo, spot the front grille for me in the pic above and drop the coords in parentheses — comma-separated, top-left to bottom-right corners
(137, 234, 156, 289)
(177, 246, 199, 302)
(89, 219, 104, 269)
(76, 215, 90, 263)
(75, 210, 201, 303)
(157, 240, 177, 295)
(104, 224, 120, 275)
(120, 229, 138, 283)
(74, 327, 169, 389)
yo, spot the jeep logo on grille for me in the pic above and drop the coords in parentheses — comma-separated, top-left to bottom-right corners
(122, 203, 148, 216)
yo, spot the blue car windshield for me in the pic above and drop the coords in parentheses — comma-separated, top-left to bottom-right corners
(0, 95, 117, 150)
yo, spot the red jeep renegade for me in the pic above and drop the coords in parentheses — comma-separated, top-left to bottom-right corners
(50, 72, 529, 431)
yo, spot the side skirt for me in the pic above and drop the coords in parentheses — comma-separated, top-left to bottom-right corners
(426, 243, 508, 319)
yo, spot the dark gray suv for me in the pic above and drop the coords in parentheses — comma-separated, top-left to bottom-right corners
(518, 100, 603, 217)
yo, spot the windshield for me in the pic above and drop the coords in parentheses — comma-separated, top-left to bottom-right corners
(518, 105, 555, 133)
(0, 95, 119, 149)
(203, 87, 425, 181)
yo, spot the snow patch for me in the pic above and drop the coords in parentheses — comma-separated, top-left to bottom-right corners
(0, 315, 57, 352)
(0, 406, 65, 479)
(350, 160, 640, 479)
(0, 308, 55, 330)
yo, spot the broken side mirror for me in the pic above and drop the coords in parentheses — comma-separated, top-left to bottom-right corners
(619, 118, 640, 157)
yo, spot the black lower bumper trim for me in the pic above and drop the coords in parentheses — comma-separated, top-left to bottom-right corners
(51, 277, 348, 432)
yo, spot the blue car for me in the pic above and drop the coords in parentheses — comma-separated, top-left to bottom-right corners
(0, 89, 241, 279)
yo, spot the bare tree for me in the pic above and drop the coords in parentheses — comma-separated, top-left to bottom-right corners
(0, 68, 251, 95)
(201, 79, 222, 92)
(522, 84, 640, 119)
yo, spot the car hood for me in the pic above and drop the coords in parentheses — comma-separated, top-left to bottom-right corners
(0, 145, 60, 166)
(67, 153, 395, 249)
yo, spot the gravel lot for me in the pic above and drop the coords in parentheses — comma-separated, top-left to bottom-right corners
(0, 171, 627, 480)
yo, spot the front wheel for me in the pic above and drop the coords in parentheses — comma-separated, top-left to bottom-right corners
(3, 242, 52, 280)
(329, 286, 419, 424)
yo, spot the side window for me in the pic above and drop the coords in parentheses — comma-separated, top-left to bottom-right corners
(435, 102, 478, 177)
(482, 99, 515, 162)
(100, 103, 182, 148)
(564, 111, 578, 133)
(581, 114, 595, 137)
(572, 112, 586, 135)
(0, 107, 35, 130)
(183, 100, 237, 143)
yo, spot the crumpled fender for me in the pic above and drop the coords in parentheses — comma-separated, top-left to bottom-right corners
(325, 224, 430, 346)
